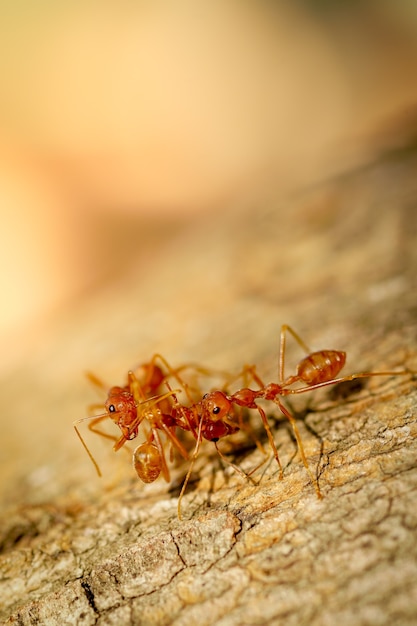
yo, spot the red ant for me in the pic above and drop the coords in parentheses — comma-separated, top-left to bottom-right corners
(167, 325, 414, 516)
(73, 355, 220, 487)
(74, 360, 170, 471)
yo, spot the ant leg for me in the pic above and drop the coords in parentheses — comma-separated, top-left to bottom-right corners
(275, 398, 322, 499)
(79, 413, 131, 456)
(73, 416, 104, 477)
(159, 422, 190, 460)
(213, 441, 249, 478)
(177, 417, 204, 520)
(284, 369, 413, 397)
(128, 370, 148, 403)
(113, 432, 130, 452)
(151, 428, 170, 483)
(85, 371, 108, 392)
(224, 363, 267, 392)
(238, 417, 267, 456)
(279, 325, 312, 384)
(75, 413, 131, 475)
(254, 403, 283, 480)
(152, 354, 197, 405)
(219, 363, 255, 392)
(213, 441, 266, 483)
(152, 355, 231, 404)
(241, 364, 265, 389)
(88, 416, 132, 456)
(88, 415, 121, 443)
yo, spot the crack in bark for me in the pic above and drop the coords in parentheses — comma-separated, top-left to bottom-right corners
(81, 579, 99, 615)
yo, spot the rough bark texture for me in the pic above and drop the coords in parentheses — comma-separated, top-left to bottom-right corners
(1, 147, 417, 625)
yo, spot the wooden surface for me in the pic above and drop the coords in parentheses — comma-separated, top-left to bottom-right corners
(1, 148, 417, 625)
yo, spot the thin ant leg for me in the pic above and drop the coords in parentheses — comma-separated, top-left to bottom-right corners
(85, 371, 108, 392)
(274, 398, 322, 498)
(279, 324, 312, 384)
(74, 413, 133, 476)
(214, 443, 244, 477)
(88, 415, 123, 445)
(151, 353, 234, 404)
(237, 417, 267, 456)
(177, 416, 205, 520)
(158, 421, 190, 460)
(219, 363, 257, 393)
(242, 364, 264, 389)
(253, 402, 283, 479)
(73, 416, 104, 477)
(213, 441, 269, 481)
(113, 431, 130, 452)
(128, 370, 148, 403)
(151, 354, 200, 405)
(151, 428, 170, 482)
(284, 369, 413, 397)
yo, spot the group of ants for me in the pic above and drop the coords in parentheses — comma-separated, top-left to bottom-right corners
(74, 325, 414, 518)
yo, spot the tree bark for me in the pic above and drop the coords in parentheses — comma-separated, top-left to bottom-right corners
(1, 148, 417, 625)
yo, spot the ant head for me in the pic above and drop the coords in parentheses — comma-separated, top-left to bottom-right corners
(201, 391, 231, 421)
(105, 387, 138, 438)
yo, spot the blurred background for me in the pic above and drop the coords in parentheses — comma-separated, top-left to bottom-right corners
(1, 0, 417, 373)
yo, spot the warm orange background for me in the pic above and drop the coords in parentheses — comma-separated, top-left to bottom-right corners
(1, 1, 417, 372)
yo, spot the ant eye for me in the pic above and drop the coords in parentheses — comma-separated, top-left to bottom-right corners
(108, 404, 116, 413)
(203, 393, 209, 399)
(212, 406, 220, 415)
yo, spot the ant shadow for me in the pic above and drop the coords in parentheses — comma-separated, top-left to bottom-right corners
(270, 396, 326, 486)
(167, 429, 275, 513)
(277, 377, 372, 486)
(327, 378, 368, 402)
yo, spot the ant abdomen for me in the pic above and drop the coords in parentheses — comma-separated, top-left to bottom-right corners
(133, 442, 162, 483)
(296, 350, 346, 385)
